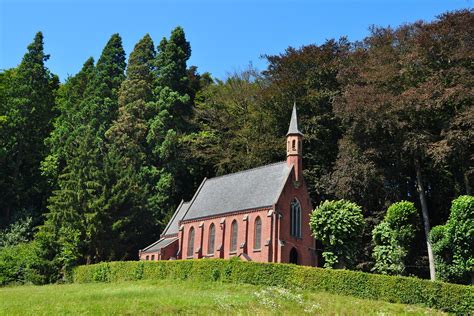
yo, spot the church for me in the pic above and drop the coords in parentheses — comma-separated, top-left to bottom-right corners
(139, 105, 317, 266)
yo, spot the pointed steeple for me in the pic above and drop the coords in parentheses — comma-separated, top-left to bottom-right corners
(287, 103, 303, 136)
(286, 103, 303, 182)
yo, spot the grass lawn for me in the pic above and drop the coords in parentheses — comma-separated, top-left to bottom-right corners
(0, 279, 444, 315)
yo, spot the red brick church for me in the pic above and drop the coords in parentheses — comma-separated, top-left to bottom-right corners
(139, 105, 317, 266)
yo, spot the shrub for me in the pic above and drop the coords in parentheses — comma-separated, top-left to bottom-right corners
(73, 259, 473, 313)
(0, 241, 46, 285)
(372, 201, 419, 275)
(309, 199, 365, 268)
(431, 195, 474, 284)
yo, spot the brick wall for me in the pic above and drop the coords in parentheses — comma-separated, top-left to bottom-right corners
(276, 168, 316, 266)
(180, 208, 273, 262)
(139, 238, 179, 261)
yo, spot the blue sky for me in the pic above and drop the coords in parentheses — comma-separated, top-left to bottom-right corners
(0, 0, 471, 81)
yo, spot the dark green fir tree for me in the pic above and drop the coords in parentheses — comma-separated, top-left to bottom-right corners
(0, 32, 59, 226)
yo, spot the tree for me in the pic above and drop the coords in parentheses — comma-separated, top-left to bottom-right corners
(147, 27, 196, 223)
(263, 40, 347, 203)
(189, 67, 277, 175)
(0, 217, 33, 248)
(39, 34, 126, 274)
(372, 201, 419, 275)
(309, 199, 365, 268)
(0, 32, 58, 225)
(334, 10, 473, 279)
(41, 57, 96, 186)
(431, 195, 474, 284)
(104, 34, 157, 259)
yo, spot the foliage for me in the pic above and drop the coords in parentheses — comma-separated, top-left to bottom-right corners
(431, 195, 474, 284)
(333, 9, 473, 278)
(146, 26, 198, 223)
(72, 260, 473, 313)
(0, 32, 58, 226)
(104, 34, 157, 259)
(39, 33, 126, 273)
(0, 242, 47, 285)
(372, 201, 419, 275)
(189, 67, 277, 175)
(41, 57, 95, 184)
(309, 200, 365, 268)
(37, 27, 203, 276)
(263, 40, 346, 203)
(0, 217, 33, 248)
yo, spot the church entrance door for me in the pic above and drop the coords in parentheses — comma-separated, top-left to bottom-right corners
(289, 247, 298, 265)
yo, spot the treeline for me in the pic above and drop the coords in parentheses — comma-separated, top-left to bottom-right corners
(0, 10, 472, 284)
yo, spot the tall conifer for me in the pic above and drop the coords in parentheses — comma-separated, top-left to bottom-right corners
(0, 32, 58, 225)
(42, 57, 96, 184)
(105, 34, 157, 258)
(147, 27, 194, 226)
(39, 34, 126, 273)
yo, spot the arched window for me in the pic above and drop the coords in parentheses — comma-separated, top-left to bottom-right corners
(292, 139, 296, 150)
(230, 220, 238, 252)
(187, 227, 195, 257)
(208, 223, 215, 254)
(254, 217, 262, 250)
(290, 199, 302, 238)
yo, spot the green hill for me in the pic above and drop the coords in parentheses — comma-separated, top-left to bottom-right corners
(0, 279, 444, 315)
(71, 260, 473, 313)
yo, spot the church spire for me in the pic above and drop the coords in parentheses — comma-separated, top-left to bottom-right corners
(287, 103, 303, 136)
(286, 104, 303, 182)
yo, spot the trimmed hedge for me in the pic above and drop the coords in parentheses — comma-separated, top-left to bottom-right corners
(73, 259, 473, 313)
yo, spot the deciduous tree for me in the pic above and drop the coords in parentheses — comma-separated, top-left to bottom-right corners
(431, 195, 474, 284)
(310, 199, 365, 268)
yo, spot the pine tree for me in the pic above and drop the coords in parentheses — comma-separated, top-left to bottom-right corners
(41, 57, 96, 185)
(39, 34, 126, 273)
(0, 32, 58, 225)
(104, 34, 157, 259)
(147, 27, 194, 225)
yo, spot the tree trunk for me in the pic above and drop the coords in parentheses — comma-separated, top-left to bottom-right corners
(464, 170, 471, 195)
(414, 157, 436, 281)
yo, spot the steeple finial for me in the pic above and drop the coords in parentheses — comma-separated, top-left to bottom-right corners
(287, 103, 303, 136)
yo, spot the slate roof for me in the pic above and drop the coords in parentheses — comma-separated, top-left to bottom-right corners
(182, 161, 292, 221)
(140, 201, 189, 253)
(162, 200, 190, 236)
(141, 237, 178, 253)
(287, 104, 303, 136)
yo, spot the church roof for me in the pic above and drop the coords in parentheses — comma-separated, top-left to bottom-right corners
(182, 161, 292, 221)
(287, 104, 303, 136)
(141, 236, 178, 254)
(162, 200, 190, 236)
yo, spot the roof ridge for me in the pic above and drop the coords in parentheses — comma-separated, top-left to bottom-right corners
(161, 199, 184, 237)
(141, 237, 164, 252)
(273, 164, 293, 205)
(180, 177, 208, 223)
(141, 236, 178, 253)
(207, 161, 287, 182)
